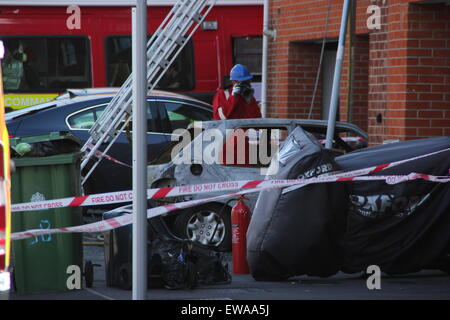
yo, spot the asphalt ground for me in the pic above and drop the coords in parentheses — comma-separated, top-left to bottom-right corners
(9, 241, 450, 301)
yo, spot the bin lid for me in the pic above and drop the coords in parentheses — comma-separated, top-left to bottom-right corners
(10, 131, 81, 158)
(12, 151, 83, 167)
(10, 131, 81, 148)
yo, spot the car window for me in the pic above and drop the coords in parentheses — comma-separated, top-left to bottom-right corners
(306, 129, 366, 153)
(120, 101, 158, 133)
(161, 101, 212, 131)
(219, 127, 288, 168)
(67, 105, 106, 129)
(67, 101, 159, 132)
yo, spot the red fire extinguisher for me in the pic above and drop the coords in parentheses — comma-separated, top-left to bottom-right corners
(231, 196, 251, 274)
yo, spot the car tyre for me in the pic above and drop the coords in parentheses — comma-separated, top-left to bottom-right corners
(173, 203, 231, 252)
(118, 262, 132, 290)
(84, 260, 94, 288)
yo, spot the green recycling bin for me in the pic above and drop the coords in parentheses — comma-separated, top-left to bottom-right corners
(10, 132, 83, 295)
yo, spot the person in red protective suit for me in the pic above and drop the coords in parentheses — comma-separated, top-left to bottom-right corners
(213, 64, 261, 120)
(214, 64, 262, 166)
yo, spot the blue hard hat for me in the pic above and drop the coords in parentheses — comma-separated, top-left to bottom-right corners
(230, 64, 253, 81)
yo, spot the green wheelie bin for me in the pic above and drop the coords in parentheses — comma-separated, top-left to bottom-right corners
(10, 132, 83, 295)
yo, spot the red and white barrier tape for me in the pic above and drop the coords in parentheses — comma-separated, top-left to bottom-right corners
(87, 143, 132, 168)
(11, 172, 450, 213)
(12, 147, 450, 213)
(11, 172, 450, 240)
(319, 136, 366, 144)
(342, 136, 366, 142)
(282, 147, 450, 194)
(11, 186, 259, 240)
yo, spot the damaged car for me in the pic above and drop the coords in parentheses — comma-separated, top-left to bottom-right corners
(147, 118, 368, 250)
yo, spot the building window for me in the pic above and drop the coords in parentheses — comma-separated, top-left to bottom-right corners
(232, 36, 262, 81)
(1, 36, 91, 92)
(105, 36, 195, 90)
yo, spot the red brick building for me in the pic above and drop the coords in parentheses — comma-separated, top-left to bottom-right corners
(265, 0, 450, 144)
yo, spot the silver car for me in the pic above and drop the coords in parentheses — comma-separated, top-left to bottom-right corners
(146, 118, 368, 251)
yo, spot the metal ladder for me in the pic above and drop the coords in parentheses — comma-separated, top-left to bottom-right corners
(80, 0, 216, 185)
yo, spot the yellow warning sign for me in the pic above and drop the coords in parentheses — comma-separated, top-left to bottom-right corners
(4, 93, 59, 110)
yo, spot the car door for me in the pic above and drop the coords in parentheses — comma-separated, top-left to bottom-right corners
(211, 124, 291, 207)
(66, 99, 170, 194)
(172, 123, 291, 209)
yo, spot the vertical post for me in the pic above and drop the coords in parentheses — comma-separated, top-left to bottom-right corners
(325, 0, 351, 149)
(261, 0, 270, 118)
(346, 0, 356, 123)
(132, 0, 148, 301)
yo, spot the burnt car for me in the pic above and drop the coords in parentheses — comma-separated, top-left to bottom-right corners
(146, 118, 368, 250)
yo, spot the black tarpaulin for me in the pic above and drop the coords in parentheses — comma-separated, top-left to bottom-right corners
(340, 141, 450, 275)
(247, 127, 348, 280)
(247, 133, 450, 280)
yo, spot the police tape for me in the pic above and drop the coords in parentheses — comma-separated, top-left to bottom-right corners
(319, 136, 366, 144)
(342, 136, 366, 142)
(11, 172, 450, 214)
(11, 147, 450, 213)
(10, 172, 450, 240)
(87, 143, 132, 168)
(10, 186, 260, 240)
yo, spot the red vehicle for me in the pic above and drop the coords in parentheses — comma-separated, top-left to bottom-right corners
(0, 1, 263, 111)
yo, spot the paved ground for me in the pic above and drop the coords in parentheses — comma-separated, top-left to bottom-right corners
(9, 241, 450, 301)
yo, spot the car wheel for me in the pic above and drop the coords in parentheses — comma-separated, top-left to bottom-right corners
(84, 260, 94, 288)
(173, 203, 231, 251)
(117, 262, 132, 290)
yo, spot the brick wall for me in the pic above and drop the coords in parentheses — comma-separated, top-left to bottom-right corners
(367, 0, 391, 144)
(340, 35, 369, 132)
(267, 42, 323, 119)
(405, 3, 450, 139)
(267, 0, 372, 129)
(267, 0, 450, 144)
(367, 1, 450, 143)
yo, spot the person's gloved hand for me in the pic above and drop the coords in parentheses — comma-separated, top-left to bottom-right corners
(232, 81, 254, 103)
(231, 82, 243, 96)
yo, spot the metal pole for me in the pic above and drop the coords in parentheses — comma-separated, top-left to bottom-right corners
(132, 0, 148, 300)
(346, 0, 356, 123)
(261, 0, 270, 118)
(325, 0, 351, 149)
